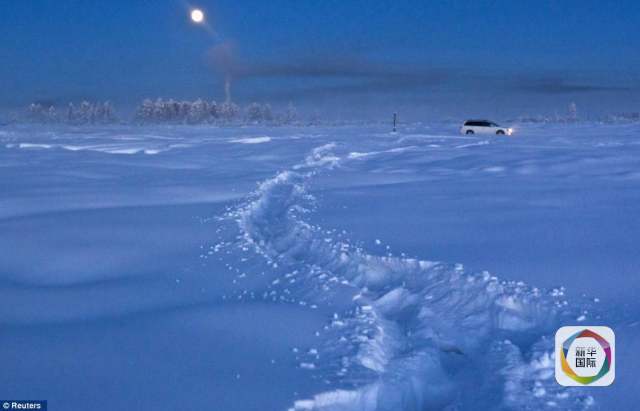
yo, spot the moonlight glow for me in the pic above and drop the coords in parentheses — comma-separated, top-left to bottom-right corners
(190, 9, 204, 23)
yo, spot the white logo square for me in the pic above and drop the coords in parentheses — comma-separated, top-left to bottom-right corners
(555, 326, 615, 386)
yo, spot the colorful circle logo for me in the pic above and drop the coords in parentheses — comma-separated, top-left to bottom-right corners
(559, 328, 612, 385)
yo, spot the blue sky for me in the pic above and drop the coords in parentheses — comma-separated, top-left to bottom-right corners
(1, 0, 639, 117)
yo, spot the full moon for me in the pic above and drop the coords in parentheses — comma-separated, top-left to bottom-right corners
(190, 9, 204, 23)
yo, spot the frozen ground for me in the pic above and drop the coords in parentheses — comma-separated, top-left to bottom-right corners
(0, 122, 638, 410)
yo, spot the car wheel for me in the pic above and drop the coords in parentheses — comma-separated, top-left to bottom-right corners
(466, 130, 474, 135)
(496, 130, 505, 135)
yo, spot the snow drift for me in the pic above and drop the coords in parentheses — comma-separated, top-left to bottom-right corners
(226, 143, 596, 411)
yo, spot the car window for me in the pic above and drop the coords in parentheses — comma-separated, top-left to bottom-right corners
(465, 121, 496, 127)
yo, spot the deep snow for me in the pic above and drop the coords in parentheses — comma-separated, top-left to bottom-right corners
(1, 122, 638, 410)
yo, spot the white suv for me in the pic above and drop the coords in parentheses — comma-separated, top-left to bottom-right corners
(460, 120, 513, 136)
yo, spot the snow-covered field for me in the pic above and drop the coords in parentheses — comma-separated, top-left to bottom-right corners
(1, 122, 638, 410)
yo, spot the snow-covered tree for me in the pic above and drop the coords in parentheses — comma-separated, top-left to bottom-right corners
(208, 101, 218, 121)
(26, 100, 116, 124)
(167, 99, 180, 121)
(218, 102, 239, 122)
(188, 99, 209, 124)
(308, 110, 321, 126)
(102, 101, 114, 122)
(67, 103, 75, 123)
(153, 98, 166, 121)
(245, 103, 273, 123)
(136, 99, 155, 123)
(261, 104, 273, 122)
(283, 102, 297, 124)
(568, 102, 578, 122)
(131, 98, 297, 125)
(76, 101, 92, 124)
(26, 103, 58, 123)
(246, 102, 263, 122)
(179, 101, 191, 122)
(27, 103, 44, 122)
(47, 106, 58, 122)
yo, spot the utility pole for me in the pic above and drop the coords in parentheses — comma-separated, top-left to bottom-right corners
(393, 112, 397, 132)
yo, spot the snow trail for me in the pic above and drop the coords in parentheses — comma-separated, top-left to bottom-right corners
(227, 143, 595, 411)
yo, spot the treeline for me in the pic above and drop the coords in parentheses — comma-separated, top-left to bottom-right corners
(134, 98, 298, 124)
(27, 101, 116, 124)
(603, 112, 640, 123)
(514, 102, 581, 124)
(23, 99, 299, 125)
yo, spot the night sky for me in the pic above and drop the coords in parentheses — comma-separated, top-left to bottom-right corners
(1, 0, 639, 118)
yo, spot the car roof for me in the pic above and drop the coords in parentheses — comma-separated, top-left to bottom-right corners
(466, 119, 491, 122)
